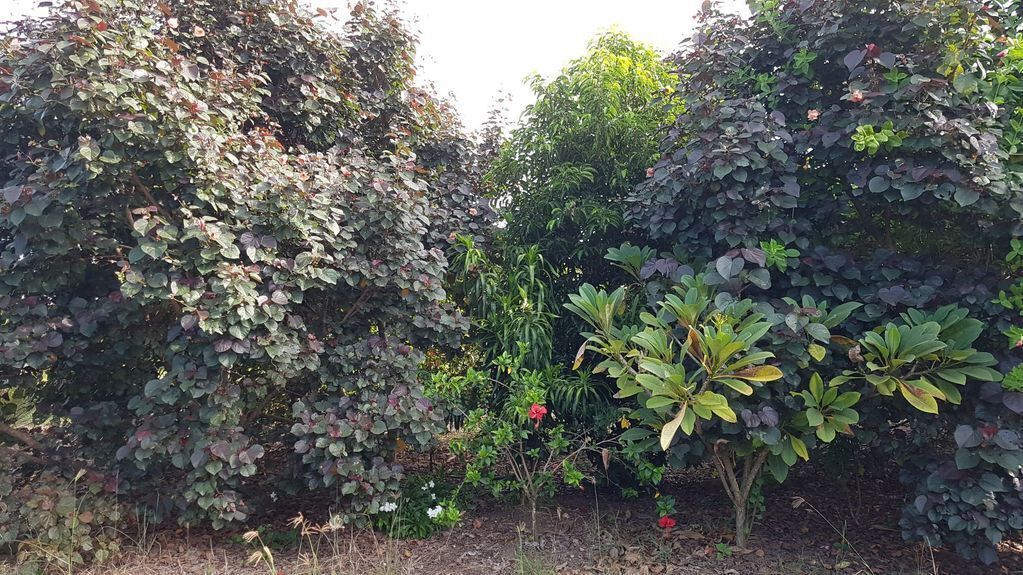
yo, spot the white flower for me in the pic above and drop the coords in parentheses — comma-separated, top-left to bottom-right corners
(428, 480, 435, 489)
(269, 491, 278, 502)
(327, 514, 345, 530)
(431, 492, 436, 500)
(426, 505, 443, 519)
(380, 501, 398, 513)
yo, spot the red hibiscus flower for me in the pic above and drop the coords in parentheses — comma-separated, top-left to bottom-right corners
(528, 403, 548, 428)
(658, 516, 677, 529)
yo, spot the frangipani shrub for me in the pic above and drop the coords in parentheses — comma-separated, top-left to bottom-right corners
(567, 258, 998, 546)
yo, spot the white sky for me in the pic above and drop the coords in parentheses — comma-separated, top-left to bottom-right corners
(2, 0, 746, 130)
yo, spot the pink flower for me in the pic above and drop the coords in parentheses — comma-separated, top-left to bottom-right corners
(646, 167, 655, 178)
(658, 516, 677, 529)
(528, 403, 547, 428)
(850, 89, 865, 103)
(807, 109, 820, 121)
(997, 49, 1008, 59)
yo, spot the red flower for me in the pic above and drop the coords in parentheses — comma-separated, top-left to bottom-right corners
(658, 516, 677, 529)
(528, 403, 548, 428)
(865, 43, 881, 59)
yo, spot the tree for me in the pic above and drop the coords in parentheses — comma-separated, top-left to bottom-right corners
(567, 260, 998, 547)
(490, 30, 679, 287)
(0, 0, 481, 563)
(615, 0, 1022, 561)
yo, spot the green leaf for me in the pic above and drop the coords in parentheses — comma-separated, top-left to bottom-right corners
(790, 436, 809, 461)
(732, 365, 783, 382)
(807, 343, 826, 362)
(806, 408, 824, 427)
(952, 72, 978, 94)
(898, 382, 939, 414)
(718, 378, 754, 395)
(805, 323, 830, 343)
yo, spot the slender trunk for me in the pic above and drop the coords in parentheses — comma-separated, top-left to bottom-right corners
(530, 497, 538, 540)
(734, 501, 748, 547)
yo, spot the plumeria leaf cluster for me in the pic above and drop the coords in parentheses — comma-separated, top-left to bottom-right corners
(567, 254, 998, 548)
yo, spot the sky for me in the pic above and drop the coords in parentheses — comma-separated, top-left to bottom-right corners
(2, 0, 747, 130)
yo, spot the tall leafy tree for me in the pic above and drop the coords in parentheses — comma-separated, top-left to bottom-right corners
(489, 31, 679, 282)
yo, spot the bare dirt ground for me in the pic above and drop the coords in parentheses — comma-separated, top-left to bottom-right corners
(3, 452, 1020, 575)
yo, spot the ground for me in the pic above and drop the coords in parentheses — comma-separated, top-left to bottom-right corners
(3, 449, 1018, 575)
(1, 444, 1014, 572)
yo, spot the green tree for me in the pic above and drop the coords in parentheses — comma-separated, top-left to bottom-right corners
(489, 30, 679, 288)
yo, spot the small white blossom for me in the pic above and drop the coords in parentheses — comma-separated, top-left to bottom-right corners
(426, 505, 443, 519)
(327, 514, 345, 530)
(380, 501, 398, 513)
(428, 480, 435, 489)
(431, 492, 436, 500)
(269, 491, 278, 502)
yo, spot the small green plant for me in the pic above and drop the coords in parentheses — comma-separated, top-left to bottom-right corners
(715, 542, 734, 559)
(791, 48, 817, 78)
(371, 475, 461, 539)
(453, 343, 612, 539)
(230, 524, 298, 550)
(1002, 364, 1023, 392)
(851, 121, 907, 155)
(759, 240, 799, 272)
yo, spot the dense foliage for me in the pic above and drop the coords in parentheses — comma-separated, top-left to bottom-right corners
(568, 259, 999, 546)
(490, 31, 678, 271)
(608, 0, 1023, 562)
(0, 0, 483, 566)
(4, 0, 1023, 569)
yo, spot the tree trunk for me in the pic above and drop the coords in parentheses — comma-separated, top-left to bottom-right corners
(530, 497, 538, 540)
(734, 501, 748, 548)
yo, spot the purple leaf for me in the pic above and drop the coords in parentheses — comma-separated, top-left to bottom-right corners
(741, 248, 767, 267)
(843, 49, 866, 72)
(1004, 392, 1023, 414)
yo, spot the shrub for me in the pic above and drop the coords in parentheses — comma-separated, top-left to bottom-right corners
(630, 0, 1017, 332)
(620, 0, 1023, 559)
(0, 0, 481, 557)
(450, 344, 609, 539)
(567, 255, 999, 547)
(371, 474, 461, 540)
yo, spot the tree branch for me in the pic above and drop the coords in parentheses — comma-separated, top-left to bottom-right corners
(129, 170, 174, 222)
(0, 422, 42, 450)
(341, 287, 375, 325)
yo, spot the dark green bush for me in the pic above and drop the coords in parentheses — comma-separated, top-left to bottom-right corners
(0, 0, 481, 564)
(614, 0, 1023, 561)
